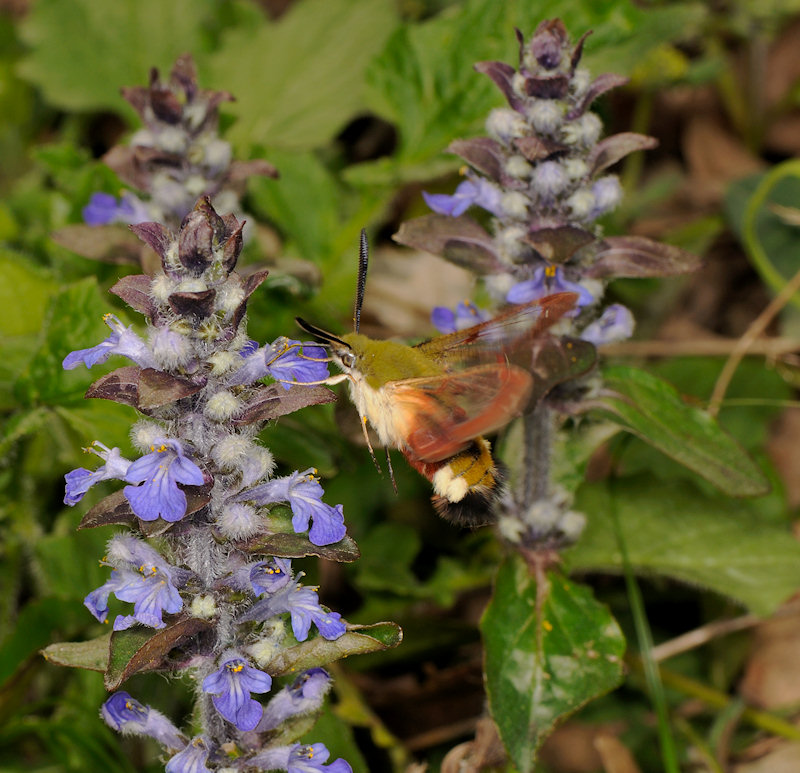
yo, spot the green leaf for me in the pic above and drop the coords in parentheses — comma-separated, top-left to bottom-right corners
(208, 0, 398, 152)
(725, 162, 800, 307)
(41, 633, 111, 673)
(18, 0, 217, 115)
(589, 366, 768, 496)
(105, 617, 213, 690)
(566, 477, 800, 616)
(0, 249, 57, 336)
(354, 0, 706, 185)
(481, 558, 625, 771)
(266, 622, 402, 675)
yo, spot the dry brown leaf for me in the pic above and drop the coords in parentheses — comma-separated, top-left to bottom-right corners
(739, 599, 800, 708)
(682, 115, 764, 206)
(767, 410, 800, 508)
(539, 721, 626, 773)
(594, 734, 642, 773)
(363, 246, 475, 337)
(734, 742, 800, 773)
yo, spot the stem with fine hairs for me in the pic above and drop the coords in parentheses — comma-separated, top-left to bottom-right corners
(519, 402, 552, 509)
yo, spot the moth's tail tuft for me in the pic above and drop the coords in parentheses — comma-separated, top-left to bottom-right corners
(431, 489, 496, 528)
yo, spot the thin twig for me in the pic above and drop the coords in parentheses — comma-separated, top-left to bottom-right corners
(650, 614, 760, 663)
(708, 265, 800, 417)
(600, 337, 799, 359)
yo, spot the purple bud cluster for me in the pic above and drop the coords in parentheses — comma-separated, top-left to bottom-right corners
(79, 55, 277, 239)
(62, 198, 352, 769)
(400, 19, 659, 344)
(396, 19, 699, 548)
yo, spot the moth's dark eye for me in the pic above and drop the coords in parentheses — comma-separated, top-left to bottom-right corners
(340, 351, 356, 369)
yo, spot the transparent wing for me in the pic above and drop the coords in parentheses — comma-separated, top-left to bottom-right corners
(388, 363, 533, 462)
(414, 292, 577, 370)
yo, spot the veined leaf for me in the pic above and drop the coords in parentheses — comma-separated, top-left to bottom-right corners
(481, 558, 625, 772)
(566, 477, 800, 616)
(588, 366, 768, 496)
(208, 0, 398, 152)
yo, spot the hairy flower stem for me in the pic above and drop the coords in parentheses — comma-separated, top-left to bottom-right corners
(520, 403, 552, 510)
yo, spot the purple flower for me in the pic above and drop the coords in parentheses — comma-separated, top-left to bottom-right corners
(62, 313, 157, 371)
(258, 668, 332, 732)
(423, 178, 504, 218)
(84, 536, 185, 630)
(287, 744, 353, 773)
(64, 441, 132, 506)
(430, 301, 490, 334)
(506, 265, 594, 307)
(83, 191, 150, 226)
(101, 691, 185, 749)
(237, 468, 346, 546)
(240, 581, 346, 642)
(123, 438, 204, 522)
(201, 655, 272, 731)
(249, 743, 352, 773)
(265, 338, 329, 390)
(165, 737, 213, 773)
(580, 304, 634, 345)
(250, 557, 294, 595)
(229, 338, 329, 388)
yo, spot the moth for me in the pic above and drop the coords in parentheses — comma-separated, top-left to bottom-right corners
(296, 231, 584, 526)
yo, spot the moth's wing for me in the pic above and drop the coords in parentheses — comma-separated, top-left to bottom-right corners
(388, 363, 533, 462)
(414, 292, 577, 370)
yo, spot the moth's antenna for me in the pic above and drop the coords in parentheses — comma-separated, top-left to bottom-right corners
(354, 228, 369, 333)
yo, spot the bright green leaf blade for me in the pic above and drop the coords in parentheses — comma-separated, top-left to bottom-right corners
(481, 558, 625, 772)
(208, 0, 397, 152)
(18, 0, 217, 115)
(42, 633, 111, 673)
(566, 477, 800, 616)
(590, 366, 768, 496)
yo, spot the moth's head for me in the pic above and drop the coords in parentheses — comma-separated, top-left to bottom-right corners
(295, 317, 358, 371)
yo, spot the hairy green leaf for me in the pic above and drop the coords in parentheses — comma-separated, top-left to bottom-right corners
(567, 477, 800, 615)
(589, 366, 769, 496)
(18, 0, 217, 115)
(209, 0, 397, 151)
(482, 558, 625, 771)
(266, 623, 402, 675)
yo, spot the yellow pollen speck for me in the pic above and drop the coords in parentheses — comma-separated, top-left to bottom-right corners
(102, 312, 112, 321)
(543, 620, 553, 632)
(459, 165, 467, 176)
(230, 663, 244, 673)
(545, 265, 557, 278)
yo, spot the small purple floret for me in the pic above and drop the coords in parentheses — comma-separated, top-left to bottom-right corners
(83, 191, 150, 226)
(62, 313, 157, 371)
(265, 338, 329, 390)
(123, 438, 204, 522)
(236, 468, 346, 546)
(101, 691, 185, 749)
(250, 557, 294, 595)
(581, 303, 634, 345)
(249, 742, 352, 773)
(165, 737, 213, 773)
(64, 442, 132, 506)
(241, 581, 346, 642)
(506, 265, 594, 307)
(431, 301, 490, 334)
(201, 656, 272, 731)
(258, 668, 332, 731)
(423, 178, 504, 218)
(84, 536, 184, 630)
